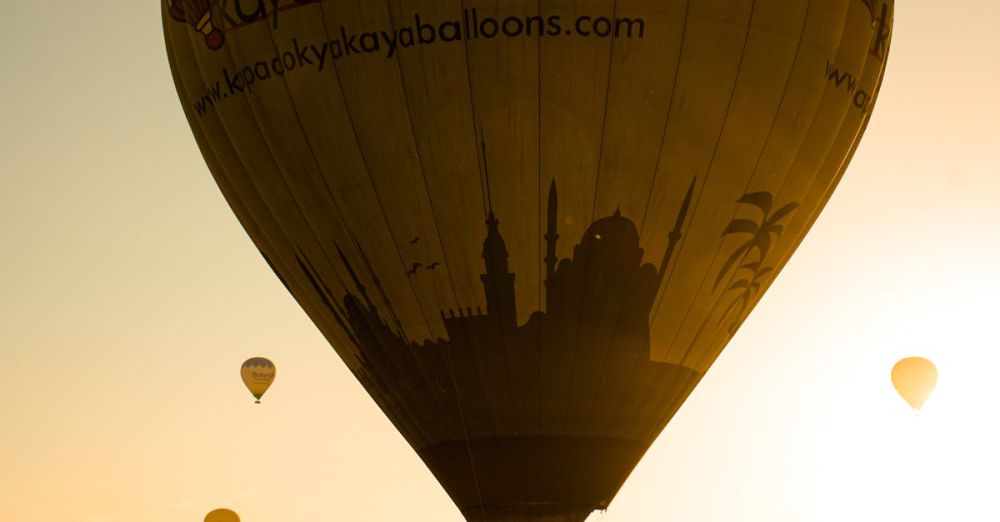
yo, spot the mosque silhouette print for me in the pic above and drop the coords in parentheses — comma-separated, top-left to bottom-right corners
(296, 179, 704, 519)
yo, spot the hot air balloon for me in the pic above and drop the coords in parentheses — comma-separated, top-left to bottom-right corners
(892, 357, 937, 411)
(205, 508, 240, 522)
(241, 357, 276, 404)
(164, 0, 894, 519)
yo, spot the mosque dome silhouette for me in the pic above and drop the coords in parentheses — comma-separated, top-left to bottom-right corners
(573, 208, 644, 266)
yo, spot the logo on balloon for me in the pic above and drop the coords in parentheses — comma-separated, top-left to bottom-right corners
(861, 0, 892, 61)
(165, 0, 226, 50)
(291, 179, 803, 514)
(714, 193, 799, 334)
(291, 178, 803, 514)
(166, 0, 649, 56)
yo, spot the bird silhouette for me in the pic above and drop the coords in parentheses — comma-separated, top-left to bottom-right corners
(407, 262, 423, 276)
(426, 262, 441, 271)
(409, 237, 421, 245)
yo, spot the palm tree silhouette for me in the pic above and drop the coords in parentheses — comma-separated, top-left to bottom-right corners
(719, 262, 775, 333)
(713, 191, 798, 293)
(713, 191, 799, 333)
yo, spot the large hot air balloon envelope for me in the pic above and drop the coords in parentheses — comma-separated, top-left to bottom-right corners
(892, 357, 937, 411)
(165, 0, 893, 519)
(241, 357, 276, 403)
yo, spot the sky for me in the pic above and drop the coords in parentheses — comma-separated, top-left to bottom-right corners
(2, 2, 1000, 521)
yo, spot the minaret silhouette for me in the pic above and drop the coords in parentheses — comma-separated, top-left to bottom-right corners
(658, 177, 698, 281)
(478, 138, 517, 330)
(481, 211, 517, 330)
(544, 179, 559, 311)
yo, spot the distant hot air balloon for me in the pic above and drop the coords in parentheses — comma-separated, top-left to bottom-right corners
(165, 0, 894, 519)
(241, 357, 276, 404)
(892, 357, 937, 411)
(205, 508, 240, 522)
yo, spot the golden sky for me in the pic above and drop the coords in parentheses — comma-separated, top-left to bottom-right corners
(2, 2, 999, 521)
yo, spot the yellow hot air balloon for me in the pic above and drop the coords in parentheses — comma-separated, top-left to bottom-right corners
(241, 357, 276, 404)
(892, 357, 937, 410)
(205, 508, 240, 522)
(165, 0, 893, 519)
